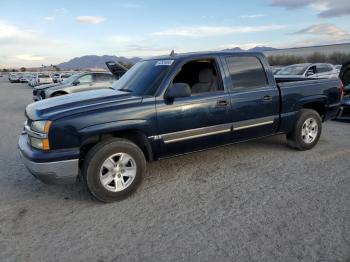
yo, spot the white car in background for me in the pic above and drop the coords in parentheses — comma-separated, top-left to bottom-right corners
(28, 73, 38, 87)
(9, 73, 21, 83)
(52, 73, 61, 83)
(37, 73, 53, 85)
(19, 73, 32, 83)
(275, 63, 339, 79)
(334, 65, 342, 74)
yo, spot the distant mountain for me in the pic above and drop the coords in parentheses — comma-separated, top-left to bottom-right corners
(248, 46, 278, 52)
(57, 55, 142, 69)
(222, 47, 244, 52)
(222, 46, 278, 52)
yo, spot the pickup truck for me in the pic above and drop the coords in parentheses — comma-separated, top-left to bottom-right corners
(18, 51, 343, 202)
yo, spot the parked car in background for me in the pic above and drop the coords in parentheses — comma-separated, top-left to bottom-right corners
(19, 73, 32, 83)
(9, 73, 21, 83)
(271, 66, 283, 75)
(19, 51, 342, 202)
(37, 73, 53, 85)
(335, 64, 342, 73)
(57, 73, 73, 83)
(33, 72, 116, 101)
(28, 73, 38, 87)
(52, 73, 61, 83)
(275, 63, 338, 79)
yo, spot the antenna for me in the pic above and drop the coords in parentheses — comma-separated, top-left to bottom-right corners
(170, 50, 175, 57)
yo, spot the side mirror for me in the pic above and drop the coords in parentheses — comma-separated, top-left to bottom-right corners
(73, 80, 80, 86)
(165, 83, 191, 99)
(306, 70, 315, 77)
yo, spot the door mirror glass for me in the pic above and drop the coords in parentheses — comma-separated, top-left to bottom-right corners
(165, 83, 191, 99)
(73, 80, 80, 86)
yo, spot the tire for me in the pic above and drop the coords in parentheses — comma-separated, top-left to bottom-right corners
(287, 109, 322, 151)
(82, 138, 146, 203)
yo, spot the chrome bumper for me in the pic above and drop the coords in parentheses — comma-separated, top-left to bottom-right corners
(19, 151, 79, 184)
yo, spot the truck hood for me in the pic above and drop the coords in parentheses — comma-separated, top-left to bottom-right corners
(26, 88, 141, 121)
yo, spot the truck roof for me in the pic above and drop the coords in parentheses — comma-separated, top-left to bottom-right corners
(144, 51, 265, 61)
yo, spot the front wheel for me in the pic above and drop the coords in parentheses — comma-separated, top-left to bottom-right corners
(287, 109, 322, 151)
(82, 138, 146, 202)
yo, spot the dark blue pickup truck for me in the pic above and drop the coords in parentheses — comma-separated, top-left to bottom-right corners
(18, 52, 343, 202)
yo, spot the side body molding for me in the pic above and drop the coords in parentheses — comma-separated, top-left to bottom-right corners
(149, 116, 277, 144)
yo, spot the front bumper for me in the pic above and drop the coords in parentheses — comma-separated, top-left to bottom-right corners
(18, 134, 80, 184)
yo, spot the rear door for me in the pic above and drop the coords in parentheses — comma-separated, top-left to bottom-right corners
(222, 54, 280, 140)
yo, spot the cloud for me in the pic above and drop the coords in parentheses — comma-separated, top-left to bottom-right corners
(75, 16, 106, 25)
(43, 16, 55, 21)
(240, 14, 265, 18)
(0, 21, 38, 43)
(294, 24, 350, 39)
(152, 24, 286, 38)
(15, 54, 45, 61)
(268, 0, 350, 18)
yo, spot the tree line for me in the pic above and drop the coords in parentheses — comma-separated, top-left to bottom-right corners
(268, 52, 350, 66)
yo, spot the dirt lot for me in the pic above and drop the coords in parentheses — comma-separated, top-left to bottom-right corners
(0, 77, 349, 262)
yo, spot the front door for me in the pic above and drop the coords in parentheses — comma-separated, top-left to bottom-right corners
(155, 58, 232, 157)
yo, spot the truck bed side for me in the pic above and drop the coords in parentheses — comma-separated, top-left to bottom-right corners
(277, 78, 341, 133)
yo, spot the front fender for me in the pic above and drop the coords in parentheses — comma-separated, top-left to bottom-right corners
(78, 119, 149, 138)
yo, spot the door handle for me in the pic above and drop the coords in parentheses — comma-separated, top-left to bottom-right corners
(262, 95, 272, 102)
(216, 100, 229, 107)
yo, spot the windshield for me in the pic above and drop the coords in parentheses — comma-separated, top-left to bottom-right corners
(61, 74, 79, 84)
(111, 60, 174, 96)
(276, 65, 309, 75)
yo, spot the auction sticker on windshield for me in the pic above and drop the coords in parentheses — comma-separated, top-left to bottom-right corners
(155, 60, 174, 66)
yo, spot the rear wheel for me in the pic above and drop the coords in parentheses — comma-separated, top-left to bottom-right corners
(82, 138, 146, 202)
(287, 109, 322, 150)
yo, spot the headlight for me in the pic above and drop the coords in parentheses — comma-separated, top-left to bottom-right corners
(28, 120, 52, 150)
(31, 120, 52, 133)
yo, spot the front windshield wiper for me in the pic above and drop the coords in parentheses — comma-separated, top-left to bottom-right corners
(117, 88, 133, 92)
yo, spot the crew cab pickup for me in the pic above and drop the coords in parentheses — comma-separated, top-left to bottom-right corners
(18, 52, 343, 202)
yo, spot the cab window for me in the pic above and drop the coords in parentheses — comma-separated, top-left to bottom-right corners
(226, 56, 268, 91)
(172, 59, 223, 95)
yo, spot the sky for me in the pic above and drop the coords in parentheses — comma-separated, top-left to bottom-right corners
(1, 0, 350, 67)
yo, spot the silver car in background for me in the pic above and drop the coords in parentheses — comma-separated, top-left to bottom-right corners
(275, 63, 339, 79)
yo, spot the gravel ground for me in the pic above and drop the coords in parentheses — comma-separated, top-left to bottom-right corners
(0, 78, 349, 262)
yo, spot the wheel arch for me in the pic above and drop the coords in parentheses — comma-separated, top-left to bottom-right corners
(50, 90, 68, 97)
(79, 128, 154, 165)
(296, 96, 327, 120)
